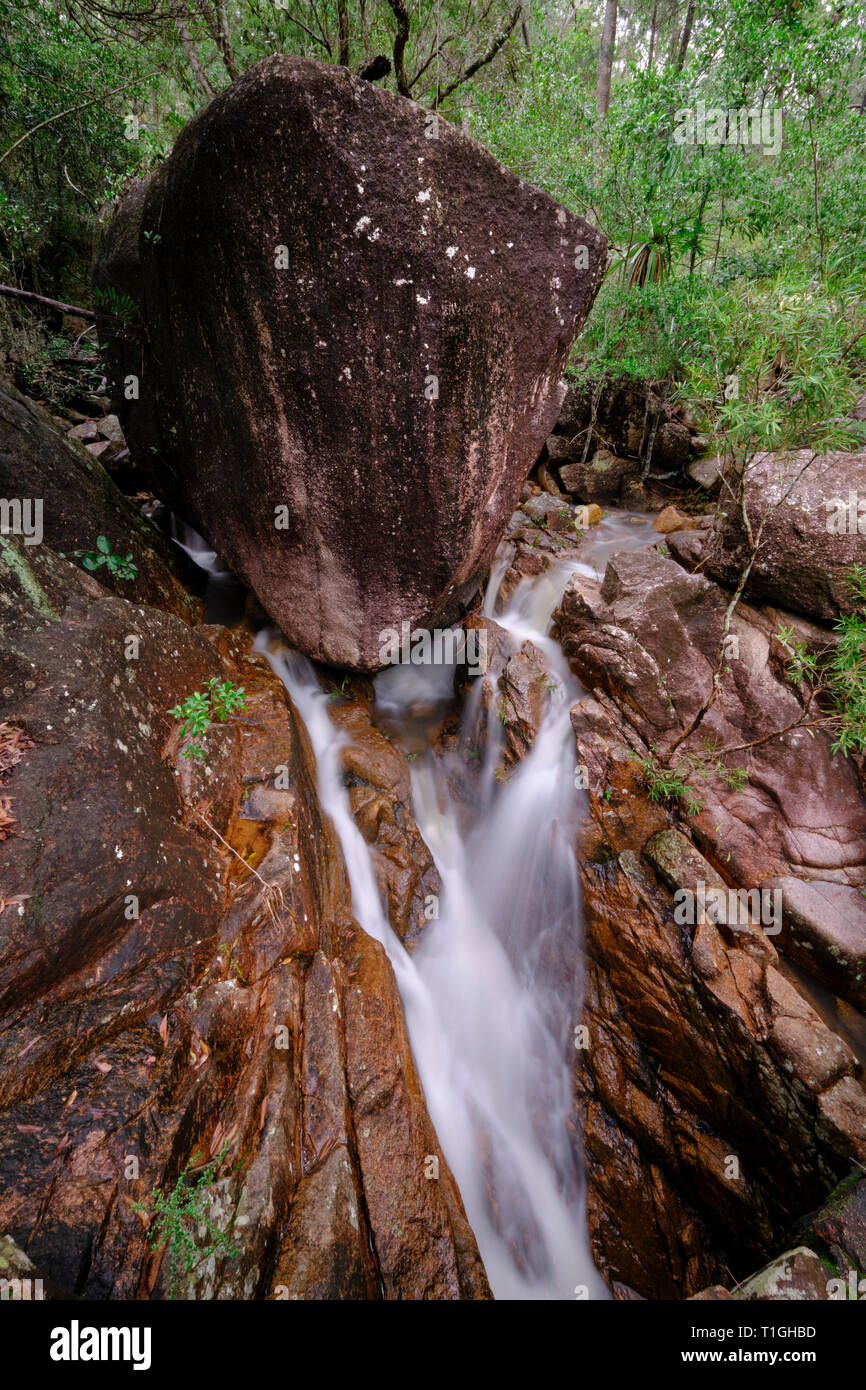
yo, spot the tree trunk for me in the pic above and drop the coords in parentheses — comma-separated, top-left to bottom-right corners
(674, 1, 696, 73)
(386, 0, 411, 96)
(338, 0, 351, 66)
(174, 19, 215, 99)
(647, 0, 658, 71)
(596, 0, 618, 117)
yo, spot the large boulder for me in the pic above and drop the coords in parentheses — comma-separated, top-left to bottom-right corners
(556, 549, 866, 1007)
(94, 55, 605, 671)
(702, 450, 866, 621)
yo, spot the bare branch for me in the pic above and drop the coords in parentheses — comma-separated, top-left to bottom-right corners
(434, 4, 522, 106)
(385, 0, 411, 97)
(0, 284, 96, 319)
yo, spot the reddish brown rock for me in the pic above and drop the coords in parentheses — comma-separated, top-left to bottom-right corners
(0, 536, 489, 1300)
(556, 547, 866, 1007)
(95, 56, 605, 671)
(557, 551, 866, 1299)
(328, 694, 441, 951)
(702, 450, 866, 621)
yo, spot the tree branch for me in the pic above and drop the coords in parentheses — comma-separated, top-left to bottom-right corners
(0, 284, 96, 320)
(385, 0, 411, 96)
(0, 70, 164, 166)
(434, 5, 521, 106)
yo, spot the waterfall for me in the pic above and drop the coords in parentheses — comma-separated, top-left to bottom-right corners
(256, 511, 657, 1300)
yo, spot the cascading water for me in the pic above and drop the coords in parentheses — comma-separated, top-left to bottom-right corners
(169, 503, 655, 1297)
(253, 512, 658, 1301)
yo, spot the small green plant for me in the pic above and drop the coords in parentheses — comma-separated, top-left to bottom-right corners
(327, 676, 351, 702)
(133, 1143, 237, 1299)
(169, 676, 246, 760)
(218, 941, 247, 984)
(93, 285, 139, 326)
(76, 535, 137, 581)
(632, 751, 705, 816)
(779, 566, 866, 756)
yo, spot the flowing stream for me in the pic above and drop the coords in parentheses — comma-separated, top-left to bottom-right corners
(173, 507, 657, 1300)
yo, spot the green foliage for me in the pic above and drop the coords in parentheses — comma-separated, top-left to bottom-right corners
(92, 285, 139, 327)
(633, 751, 706, 817)
(168, 677, 247, 761)
(675, 275, 866, 470)
(780, 567, 866, 757)
(632, 740, 750, 817)
(76, 534, 137, 580)
(327, 676, 351, 702)
(133, 1143, 238, 1299)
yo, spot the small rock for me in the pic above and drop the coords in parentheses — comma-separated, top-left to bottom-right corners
(68, 420, 99, 441)
(687, 456, 722, 491)
(733, 1246, 833, 1301)
(98, 414, 124, 444)
(652, 505, 693, 534)
(665, 529, 706, 569)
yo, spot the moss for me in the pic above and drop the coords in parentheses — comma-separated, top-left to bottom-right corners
(0, 536, 59, 621)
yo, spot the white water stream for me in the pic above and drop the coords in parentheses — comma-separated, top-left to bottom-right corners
(172, 506, 657, 1300)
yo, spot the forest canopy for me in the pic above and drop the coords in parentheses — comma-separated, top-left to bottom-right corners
(1, 0, 865, 404)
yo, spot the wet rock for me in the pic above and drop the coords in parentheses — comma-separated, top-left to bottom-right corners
(0, 537, 489, 1300)
(561, 553, 866, 1298)
(0, 380, 200, 624)
(95, 55, 605, 671)
(733, 1246, 832, 1301)
(328, 696, 441, 951)
(556, 548, 866, 952)
(559, 448, 640, 505)
(497, 639, 551, 765)
(702, 450, 866, 621)
(794, 1174, 866, 1285)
